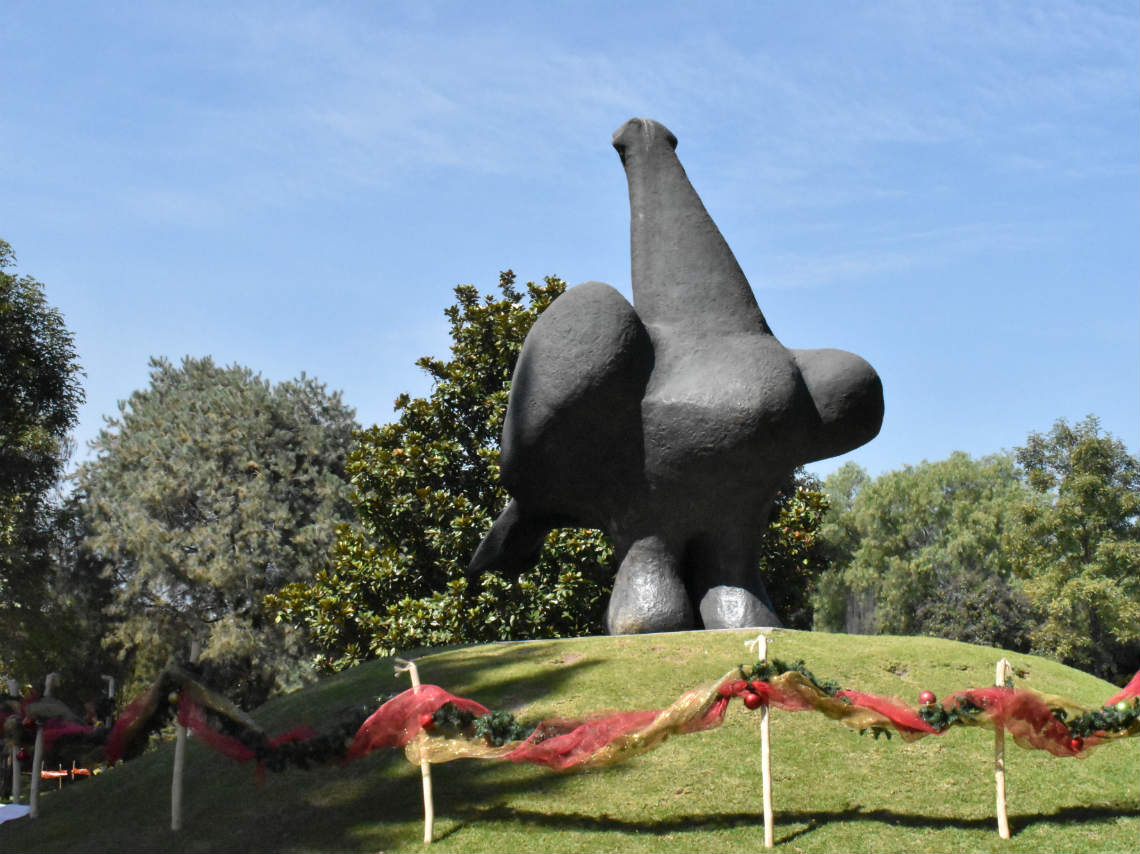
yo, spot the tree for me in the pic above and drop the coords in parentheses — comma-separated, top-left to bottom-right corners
(19, 492, 120, 708)
(757, 470, 831, 630)
(1009, 416, 1140, 681)
(270, 273, 615, 670)
(0, 239, 85, 682)
(810, 462, 871, 633)
(77, 356, 357, 706)
(812, 452, 1035, 650)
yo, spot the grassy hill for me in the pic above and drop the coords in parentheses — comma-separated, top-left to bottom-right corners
(1, 629, 1136, 853)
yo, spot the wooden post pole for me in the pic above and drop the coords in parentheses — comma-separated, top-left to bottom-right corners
(747, 633, 775, 849)
(171, 640, 201, 832)
(395, 657, 434, 845)
(994, 657, 1012, 839)
(29, 673, 59, 818)
(7, 678, 19, 804)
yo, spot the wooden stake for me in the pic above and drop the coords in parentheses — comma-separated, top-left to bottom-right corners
(395, 658, 435, 844)
(7, 679, 19, 804)
(994, 657, 1013, 839)
(747, 633, 775, 849)
(29, 673, 59, 818)
(171, 640, 201, 832)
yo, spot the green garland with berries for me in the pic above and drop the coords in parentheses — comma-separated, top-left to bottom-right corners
(732, 658, 1140, 746)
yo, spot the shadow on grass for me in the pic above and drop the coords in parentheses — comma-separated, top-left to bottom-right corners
(407, 645, 605, 709)
(443, 800, 1140, 844)
(255, 643, 603, 732)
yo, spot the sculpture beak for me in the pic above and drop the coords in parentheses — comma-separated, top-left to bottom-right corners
(612, 117, 678, 163)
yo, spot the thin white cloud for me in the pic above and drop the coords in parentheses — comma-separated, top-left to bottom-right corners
(4, 3, 1134, 228)
(750, 220, 1048, 290)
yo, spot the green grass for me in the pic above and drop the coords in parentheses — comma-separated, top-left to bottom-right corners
(2, 629, 1137, 853)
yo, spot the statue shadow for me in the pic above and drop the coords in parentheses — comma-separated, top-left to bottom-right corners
(402, 642, 606, 710)
(298, 641, 604, 723)
(435, 799, 1140, 845)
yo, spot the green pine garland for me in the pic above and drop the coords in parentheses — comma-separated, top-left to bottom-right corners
(1056, 697, 1140, 738)
(247, 702, 376, 772)
(429, 702, 534, 746)
(738, 657, 842, 698)
(918, 697, 984, 732)
(112, 666, 380, 772)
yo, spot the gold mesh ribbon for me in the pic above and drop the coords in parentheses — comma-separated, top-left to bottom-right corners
(406, 669, 737, 768)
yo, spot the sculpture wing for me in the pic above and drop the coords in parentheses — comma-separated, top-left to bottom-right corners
(791, 347, 884, 462)
(502, 280, 653, 525)
(469, 281, 652, 576)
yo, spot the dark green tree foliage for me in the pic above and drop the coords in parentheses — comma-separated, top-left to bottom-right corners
(812, 452, 1034, 650)
(1009, 416, 1139, 681)
(77, 356, 357, 706)
(270, 273, 614, 670)
(13, 494, 120, 708)
(757, 470, 831, 629)
(0, 239, 84, 681)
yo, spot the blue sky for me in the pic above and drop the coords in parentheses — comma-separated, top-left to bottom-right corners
(4, 1, 1137, 481)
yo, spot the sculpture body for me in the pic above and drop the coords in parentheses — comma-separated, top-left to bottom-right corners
(470, 118, 884, 633)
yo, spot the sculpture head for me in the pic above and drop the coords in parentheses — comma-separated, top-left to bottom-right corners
(612, 117, 678, 165)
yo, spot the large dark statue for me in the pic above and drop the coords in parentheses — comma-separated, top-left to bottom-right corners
(470, 118, 884, 633)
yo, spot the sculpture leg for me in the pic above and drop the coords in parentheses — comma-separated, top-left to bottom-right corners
(687, 533, 782, 629)
(467, 499, 553, 577)
(605, 535, 695, 634)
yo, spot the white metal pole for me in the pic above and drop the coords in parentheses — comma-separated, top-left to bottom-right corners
(994, 657, 1012, 839)
(29, 673, 59, 818)
(171, 640, 201, 832)
(8, 745, 18, 805)
(748, 633, 775, 849)
(7, 678, 19, 804)
(396, 658, 434, 844)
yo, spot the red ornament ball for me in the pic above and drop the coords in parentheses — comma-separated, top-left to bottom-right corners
(16, 748, 29, 763)
(919, 690, 937, 705)
(418, 712, 435, 731)
(1069, 736, 1084, 752)
(743, 692, 764, 710)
